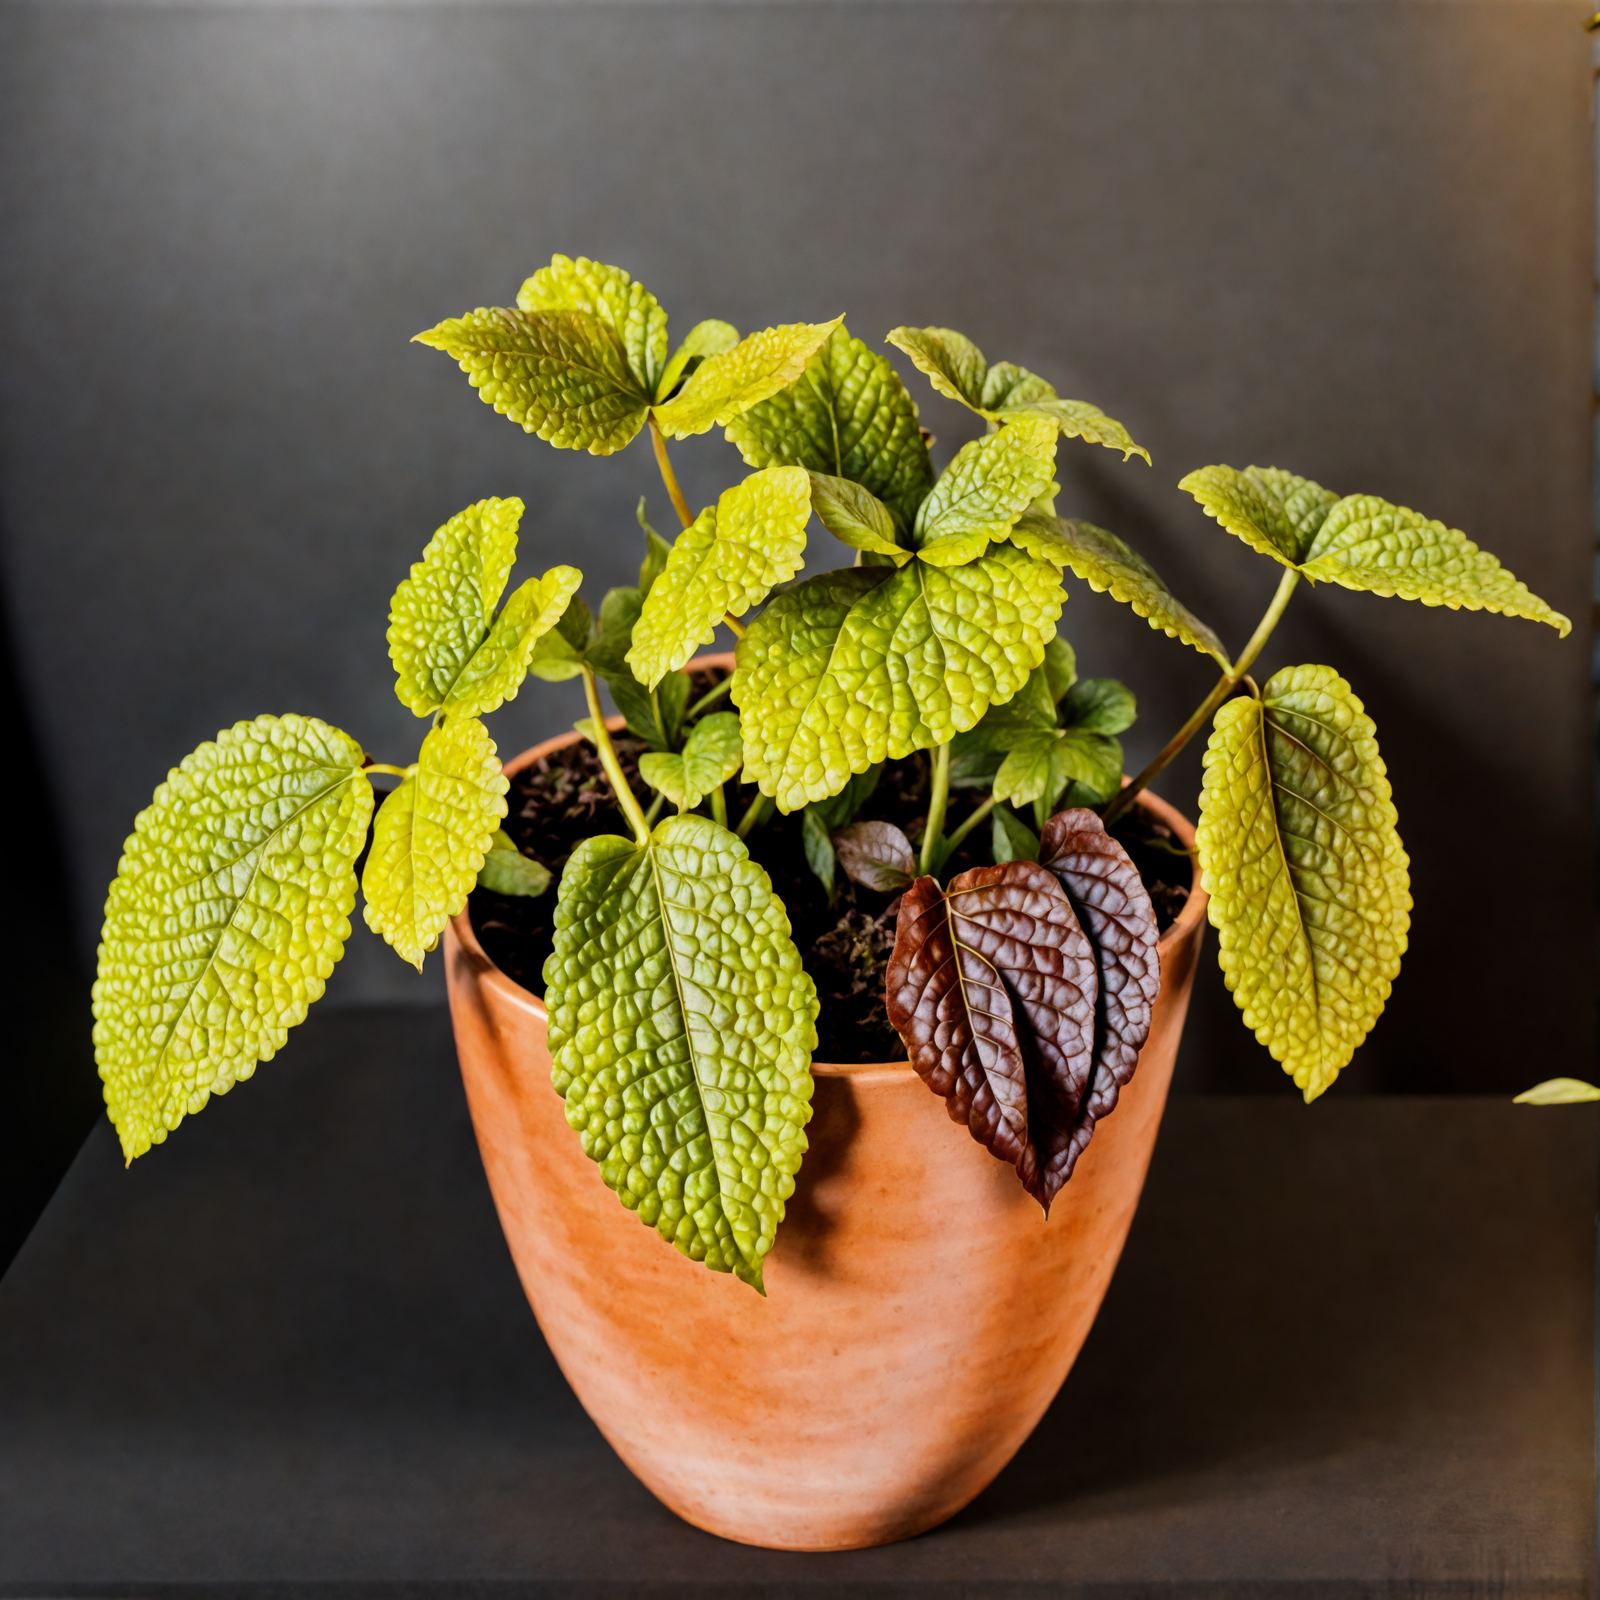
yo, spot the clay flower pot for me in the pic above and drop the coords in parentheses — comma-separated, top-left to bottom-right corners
(444, 682, 1209, 1553)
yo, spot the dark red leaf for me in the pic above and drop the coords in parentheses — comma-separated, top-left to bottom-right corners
(1039, 807, 1162, 1178)
(833, 820, 916, 892)
(885, 861, 1098, 1211)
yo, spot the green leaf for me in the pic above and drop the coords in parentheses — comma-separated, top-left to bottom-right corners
(92, 715, 373, 1162)
(1298, 495, 1571, 635)
(543, 813, 818, 1292)
(981, 362, 1057, 410)
(362, 715, 509, 971)
(526, 593, 592, 683)
(801, 806, 836, 898)
(914, 418, 1059, 567)
(585, 587, 643, 680)
(627, 466, 812, 688)
(637, 711, 743, 809)
(448, 569, 584, 717)
(1014, 512, 1231, 669)
(1051, 728, 1124, 807)
(608, 668, 691, 753)
(994, 728, 1121, 817)
(991, 804, 1041, 864)
(885, 326, 988, 409)
(655, 318, 740, 404)
(1514, 1078, 1600, 1105)
(652, 317, 844, 438)
(807, 472, 911, 564)
(415, 307, 651, 455)
(1197, 665, 1411, 1102)
(1180, 464, 1339, 567)
(734, 544, 1067, 812)
(636, 500, 673, 596)
(808, 765, 881, 831)
(517, 254, 669, 398)
(477, 829, 552, 898)
(1043, 637, 1078, 701)
(728, 325, 934, 527)
(993, 395, 1150, 464)
(1060, 677, 1136, 736)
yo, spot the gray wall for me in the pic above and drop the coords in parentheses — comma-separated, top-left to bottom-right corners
(0, 0, 1590, 1098)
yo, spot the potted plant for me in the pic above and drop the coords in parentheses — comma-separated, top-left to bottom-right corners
(90, 255, 1569, 1551)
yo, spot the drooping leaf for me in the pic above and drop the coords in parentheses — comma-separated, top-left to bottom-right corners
(1514, 1078, 1600, 1105)
(1043, 637, 1078, 702)
(1060, 677, 1137, 736)
(1012, 512, 1230, 669)
(608, 667, 692, 753)
(1197, 665, 1411, 1101)
(807, 472, 911, 564)
(415, 307, 650, 454)
(808, 765, 881, 831)
(1180, 465, 1339, 567)
(729, 325, 935, 526)
(543, 813, 818, 1292)
(362, 715, 509, 971)
(991, 804, 1041, 864)
(92, 715, 373, 1162)
(885, 326, 988, 409)
(652, 318, 844, 438)
(832, 820, 916, 892)
(734, 544, 1067, 812)
(627, 466, 812, 688)
(637, 712, 743, 810)
(1038, 808, 1161, 1180)
(636, 499, 673, 596)
(477, 828, 552, 898)
(914, 419, 1059, 568)
(980, 362, 1057, 411)
(992, 395, 1150, 464)
(885, 862, 1098, 1209)
(526, 593, 593, 683)
(1297, 495, 1571, 634)
(801, 806, 836, 898)
(655, 319, 741, 404)
(517, 254, 669, 398)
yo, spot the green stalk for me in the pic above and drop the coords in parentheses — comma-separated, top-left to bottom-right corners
(1103, 566, 1300, 827)
(364, 762, 412, 779)
(920, 742, 952, 876)
(736, 791, 772, 840)
(581, 664, 651, 845)
(941, 795, 996, 858)
(686, 675, 735, 719)
(711, 785, 728, 829)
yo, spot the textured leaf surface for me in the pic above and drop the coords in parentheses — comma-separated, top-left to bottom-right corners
(637, 712, 743, 809)
(1061, 677, 1136, 736)
(994, 395, 1150, 464)
(734, 545, 1067, 811)
(543, 814, 818, 1291)
(93, 715, 372, 1161)
(993, 728, 1121, 814)
(527, 594, 591, 682)
(656, 319, 741, 404)
(886, 863, 1098, 1209)
(808, 766, 881, 830)
(362, 716, 509, 970)
(886, 326, 988, 409)
(1514, 1078, 1600, 1105)
(1180, 465, 1338, 567)
(448, 568, 584, 717)
(832, 820, 915, 891)
(517, 255, 668, 397)
(1039, 808, 1161, 1179)
(914, 419, 1058, 567)
(1298, 496, 1571, 634)
(1197, 665, 1410, 1101)
(992, 805, 1041, 863)
(1015, 513, 1230, 668)
(807, 472, 911, 563)
(478, 829, 552, 897)
(627, 466, 811, 687)
(653, 318, 843, 438)
(415, 307, 649, 454)
(728, 326, 934, 526)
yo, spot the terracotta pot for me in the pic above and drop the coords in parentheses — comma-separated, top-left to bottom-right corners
(444, 664, 1209, 1553)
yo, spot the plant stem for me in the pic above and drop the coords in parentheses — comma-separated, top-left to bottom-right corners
(650, 417, 695, 531)
(364, 762, 412, 779)
(942, 795, 996, 857)
(644, 791, 667, 827)
(1103, 565, 1300, 827)
(686, 675, 735, 719)
(711, 785, 728, 829)
(736, 791, 771, 839)
(921, 742, 952, 875)
(581, 664, 652, 845)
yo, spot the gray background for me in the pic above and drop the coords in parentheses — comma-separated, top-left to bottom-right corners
(0, 0, 1590, 1203)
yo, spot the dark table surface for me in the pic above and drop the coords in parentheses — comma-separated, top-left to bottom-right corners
(2, 1005, 1594, 1599)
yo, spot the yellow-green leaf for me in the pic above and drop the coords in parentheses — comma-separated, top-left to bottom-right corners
(993, 728, 1121, 813)
(1197, 665, 1411, 1102)
(728, 325, 934, 526)
(477, 829, 552, 898)
(627, 466, 811, 688)
(1514, 1078, 1600, 1105)
(92, 715, 373, 1162)
(1180, 464, 1339, 567)
(543, 813, 818, 1292)
(993, 395, 1150, 464)
(415, 306, 650, 455)
(914, 418, 1058, 567)
(655, 318, 740, 404)
(734, 544, 1066, 812)
(447, 567, 583, 717)
(1298, 495, 1571, 635)
(652, 317, 843, 438)
(886, 326, 988, 409)
(516, 254, 669, 398)
(637, 712, 743, 809)
(1014, 512, 1230, 669)
(361, 715, 509, 971)
(807, 472, 911, 564)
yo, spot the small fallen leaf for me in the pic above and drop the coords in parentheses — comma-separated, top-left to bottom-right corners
(832, 820, 916, 892)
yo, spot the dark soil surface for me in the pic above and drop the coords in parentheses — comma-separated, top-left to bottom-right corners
(469, 665, 1193, 1063)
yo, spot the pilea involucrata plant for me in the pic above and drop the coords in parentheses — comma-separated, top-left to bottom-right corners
(93, 255, 1572, 1294)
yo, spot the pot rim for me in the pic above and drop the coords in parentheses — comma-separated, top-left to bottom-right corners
(448, 652, 1209, 1078)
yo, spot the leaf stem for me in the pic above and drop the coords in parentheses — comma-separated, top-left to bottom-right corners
(686, 675, 735, 719)
(581, 663, 652, 845)
(1103, 565, 1300, 827)
(942, 795, 996, 857)
(921, 742, 952, 876)
(364, 763, 412, 779)
(644, 790, 667, 827)
(711, 785, 728, 829)
(723, 613, 747, 640)
(736, 791, 772, 839)
(649, 417, 695, 531)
